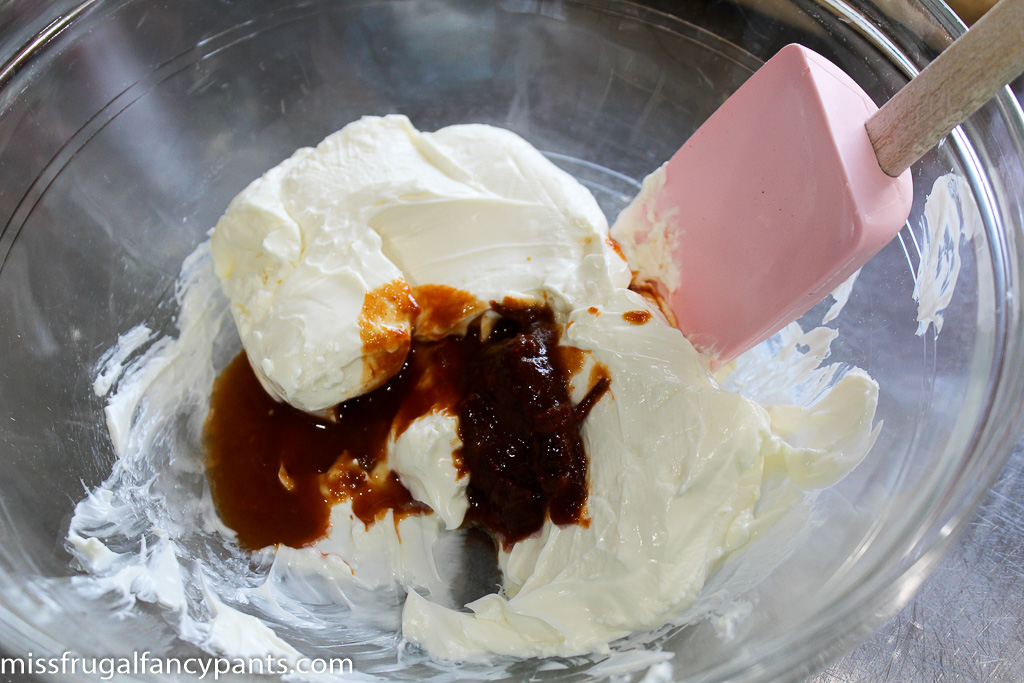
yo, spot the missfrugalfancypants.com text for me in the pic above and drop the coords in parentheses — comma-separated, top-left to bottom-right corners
(1, 651, 354, 680)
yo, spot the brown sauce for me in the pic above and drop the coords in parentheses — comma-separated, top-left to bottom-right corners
(204, 352, 429, 550)
(622, 309, 652, 325)
(556, 345, 589, 384)
(629, 278, 676, 327)
(606, 237, 627, 262)
(204, 296, 610, 552)
(412, 284, 486, 340)
(358, 279, 418, 389)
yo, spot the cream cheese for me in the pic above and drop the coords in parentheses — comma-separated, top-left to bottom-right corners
(401, 288, 878, 659)
(210, 115, 623, 412)
(207, 115, 879, 660)
(69, 116, 899, 671)
(389, 413, 467, 531)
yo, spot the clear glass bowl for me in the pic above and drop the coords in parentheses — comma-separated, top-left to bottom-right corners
(0, 0, 1022, 681)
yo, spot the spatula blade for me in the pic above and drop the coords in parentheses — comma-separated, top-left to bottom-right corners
(614, 44, 913, 360)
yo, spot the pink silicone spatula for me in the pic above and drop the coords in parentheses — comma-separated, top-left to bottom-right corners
(613, 0, 1024, 361)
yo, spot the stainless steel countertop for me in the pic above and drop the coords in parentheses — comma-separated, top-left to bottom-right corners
(816, 441, 1024, 681)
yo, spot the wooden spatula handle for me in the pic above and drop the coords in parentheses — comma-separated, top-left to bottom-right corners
(866, 0, 1024, 177)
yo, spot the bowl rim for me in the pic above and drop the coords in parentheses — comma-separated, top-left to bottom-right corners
(0, 1, 1022, 681)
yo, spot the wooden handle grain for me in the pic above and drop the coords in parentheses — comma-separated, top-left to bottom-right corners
(865, 0, 1024, 177)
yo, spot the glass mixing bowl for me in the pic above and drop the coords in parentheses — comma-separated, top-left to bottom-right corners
(1, 0, 1022, 680)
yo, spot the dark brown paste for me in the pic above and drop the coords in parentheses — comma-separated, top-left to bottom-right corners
(451, 301, 608, 549)
(204, 295, 610, 552)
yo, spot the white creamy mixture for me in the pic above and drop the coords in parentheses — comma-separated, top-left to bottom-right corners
(68, 115, 975, 674)
(206, 115, 878, 659)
